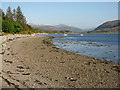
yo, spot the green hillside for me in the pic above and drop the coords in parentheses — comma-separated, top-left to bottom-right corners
(87, 20, 120, 34)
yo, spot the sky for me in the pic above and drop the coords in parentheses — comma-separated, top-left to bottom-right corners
(2, 2, 118, 30)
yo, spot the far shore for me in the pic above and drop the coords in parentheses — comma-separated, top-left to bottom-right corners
(1, 35, 120, 88)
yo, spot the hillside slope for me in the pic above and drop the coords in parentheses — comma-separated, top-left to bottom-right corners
(88, 20, 120, 33)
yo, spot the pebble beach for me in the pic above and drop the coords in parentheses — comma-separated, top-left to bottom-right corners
(0, 35, 120, 88)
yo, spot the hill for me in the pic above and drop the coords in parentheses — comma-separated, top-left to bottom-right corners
(30, 24, 83, 33)
(87, 20, 120, 33)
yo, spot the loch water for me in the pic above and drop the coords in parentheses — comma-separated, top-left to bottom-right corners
(37, 34, 119, 63)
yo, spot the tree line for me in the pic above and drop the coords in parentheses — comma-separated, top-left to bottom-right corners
(0, 6, 74, 34)
(0, 6, 33, 34)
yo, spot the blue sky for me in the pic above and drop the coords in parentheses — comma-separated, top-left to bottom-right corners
(2, 2, 118, 29)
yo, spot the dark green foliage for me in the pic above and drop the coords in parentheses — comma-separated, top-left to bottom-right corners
(12, 21, 23, 33)
(26, 24, 32, 29)
(2, 20, 14, 33)
(2, 19, 23, 33)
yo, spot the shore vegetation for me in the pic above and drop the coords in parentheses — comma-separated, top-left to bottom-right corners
(1, 6, 34, 35)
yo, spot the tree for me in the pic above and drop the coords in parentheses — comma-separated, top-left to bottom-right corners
(13, 21, 23, 33)
(16, 6, 26, 25)
(0, 8, 5, 19)
(13, 9, 17, 21)
(0, 8, 2, 17)
(2, 20, 14, 33)
(2, 6, 34, 34)
(6, 6, 13, 21)
(2, 19, 23, 33)
(0, 8, 2, 32)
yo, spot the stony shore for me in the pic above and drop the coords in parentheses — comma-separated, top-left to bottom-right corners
(0, 35, 120, 88)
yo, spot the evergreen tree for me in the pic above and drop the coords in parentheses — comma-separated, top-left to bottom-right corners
(13, 9, 17, 21)
(2, 6, 33, 34)
(0, 8, 2, 17)
(0, 8, 5, 19)
(2, 10, 5, 19)
(6, 6, 13, 21)
(16, 6, 26, 25)
(0, 8, 2, 32)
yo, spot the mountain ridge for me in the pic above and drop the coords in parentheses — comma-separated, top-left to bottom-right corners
(30, 24, 83, 32)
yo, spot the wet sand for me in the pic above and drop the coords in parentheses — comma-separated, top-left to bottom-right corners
(1, 36, 120, 88)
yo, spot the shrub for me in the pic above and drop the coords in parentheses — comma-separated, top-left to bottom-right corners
(13, 21, 23, 33)
(2, 19, 14, 33)
(2, 19, 23, 33)
(28, 31, 31, 35)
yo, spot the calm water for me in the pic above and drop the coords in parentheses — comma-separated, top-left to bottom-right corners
(36, 34, 119, 63)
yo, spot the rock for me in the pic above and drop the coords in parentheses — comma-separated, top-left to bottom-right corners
(22, 73, 30, 75)
(16, 69, 24, 72)
(93, 62, 96, 64)
(26, 67, 30, 69)
(11, 53, 14, 55)
(55, 50, 59, 52)
(34, 80, 43, 85)
(17, 66, 24, 69)
(56, 56, 59, 59)
(7, 53, 10, 55)
(9, 39, 13, 41)
(65, 76, 70, 79)
(65, 77, 77, 81)
(85, 62, 91, 65)
(44, 82, 47, 85)
(55, 80, 58, 82)
(112, 65, 120, 72)
(7, 71, 14, 74)
(4, 60, 13, 63)
(60, 61, 65, 63)
(0, 51, 5, 54)
(69, 78, 77, 81)
(7, 48, 10, 51)
(100, 60, 109, 64)
(49, 78, 52, 81)
(105, 71, 109, 73)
